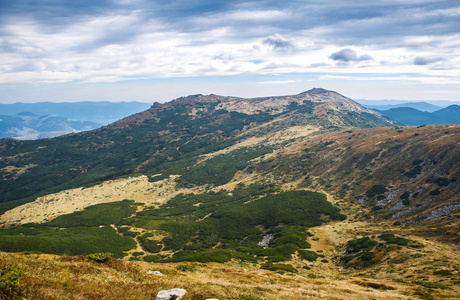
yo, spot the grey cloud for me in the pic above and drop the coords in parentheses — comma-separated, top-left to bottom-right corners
(262, 34, 293, 50)
(413, 57, 444, 65)
(329, 48, 372, 62)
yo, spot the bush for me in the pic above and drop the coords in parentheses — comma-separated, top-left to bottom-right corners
(429, 189, 441, 195)
(433, 270, 453, 276)
(261, 263, 298, 273)
(86, 252, 113, 263)
(402, 199, 410, 206)
(366, 185, 387, 197)
(404, 166, 422, 178)
(361, 251, 375, 261)
(176, 265, 197, 272)
(400, 192, 410, 200)
(379, 234, 411, 246)
(298, 250, 319, 262)
(0, 265, 23, 299)
(347, 237, 378, 253)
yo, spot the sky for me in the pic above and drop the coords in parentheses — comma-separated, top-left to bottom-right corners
(0, 0, 459, 103)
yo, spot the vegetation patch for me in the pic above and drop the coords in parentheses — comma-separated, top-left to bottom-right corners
(0, 226, 135, 258)
(378, 233, 411, 246)
(123, 186, 344, 262)
(298, 250, 319, 262)
(353, 280, 396, 291)
(0, 264, 24, 299)
(261, 262, 298, 273)
(44, 200, 138, 227)
(86, 252, 113, 263)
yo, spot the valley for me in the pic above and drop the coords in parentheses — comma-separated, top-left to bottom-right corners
(0, 89, 459, 299)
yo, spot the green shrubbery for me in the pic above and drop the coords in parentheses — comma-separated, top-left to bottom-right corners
(379, 234, 411, 246)
(347, 237, 378, 253)
(0, 265, 24, 299)
(45, 200, 137, 228)
(124, 186, 344, 262)
(0, 226, 135, 258)
(366, 185, 387, 197)
(298, 250, 319, 261)
(261, 262, 298, 273)
(86, 252, 113, 263)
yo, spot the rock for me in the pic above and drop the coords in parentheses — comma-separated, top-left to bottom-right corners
(155, 288, 186, 300)
(258, 234, 275, 249)
(147, 270, 163, 275)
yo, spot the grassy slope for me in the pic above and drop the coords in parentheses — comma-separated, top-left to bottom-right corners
(2, 218, 459, 300)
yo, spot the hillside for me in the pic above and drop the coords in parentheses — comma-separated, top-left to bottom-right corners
(0, 88, 459, 299)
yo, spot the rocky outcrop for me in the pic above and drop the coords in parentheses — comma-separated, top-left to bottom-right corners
(155, 288, 186, 300)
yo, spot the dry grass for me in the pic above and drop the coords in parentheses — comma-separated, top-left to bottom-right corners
(0, 175, 205, 226)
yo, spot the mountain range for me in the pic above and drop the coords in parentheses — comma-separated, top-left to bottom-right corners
(0, 112, 102, 140)
(0, 88, 459, 299)
(376, 105, 460, 126)
(0, 101, 151, 140)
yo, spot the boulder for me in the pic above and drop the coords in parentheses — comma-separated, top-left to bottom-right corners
(155, 288, 186, 300)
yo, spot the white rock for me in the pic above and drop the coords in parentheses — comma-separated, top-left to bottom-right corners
(155, 288, 187, 300)
(147, 270, 163, 276)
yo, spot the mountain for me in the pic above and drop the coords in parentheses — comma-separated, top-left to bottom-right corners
(1, 88, 459, 299)
(0, 112, 102, 140)
(0, 101, 152, 125)
(376, 105, 460, 125)
(363, 101, 443, 112)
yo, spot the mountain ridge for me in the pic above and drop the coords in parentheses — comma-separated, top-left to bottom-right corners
(377, 104, 460, 125)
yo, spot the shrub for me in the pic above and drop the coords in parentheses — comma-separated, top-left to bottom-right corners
(261, 263, 298, 273)
(366, 185, 387, 197)
(86, 252, 113, 263)
(404, 166, 422, 178)
(400, 192, 410, 200)
(298, 250, 319, 262)
(347, 237, 378, 253)
(361, 251, 375, 261)
(176, 265, 197, 272)
(429, 189, 441, 195)
(433, 270, 453, 276)
(379, 233, 411, 246)
(0, 265, 23, 299)
(433, 177, 450, 187)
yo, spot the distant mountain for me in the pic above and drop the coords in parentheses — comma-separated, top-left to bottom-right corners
(0, 101, 152, 125)
(0, 112, 102, 140)
(376, 105, 460, 125)
(363, 102, 442, 112)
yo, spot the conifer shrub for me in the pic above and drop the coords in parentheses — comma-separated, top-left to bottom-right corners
(298, 250, 319, 262)
(0, 265, 24, 299)
(85, 252, 113, 263)
(365, 185, 387, 197)
(346, 237, 378, 253)
(261, 262, 298, 273)
(379, 233, 411, 246)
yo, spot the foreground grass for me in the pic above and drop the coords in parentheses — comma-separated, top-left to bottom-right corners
(1, 242, 459, 300)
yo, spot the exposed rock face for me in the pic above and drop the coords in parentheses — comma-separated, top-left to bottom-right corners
(155, 288, 187, 300)
(258, 234, 275, 249)
(424, 204, 460, 221)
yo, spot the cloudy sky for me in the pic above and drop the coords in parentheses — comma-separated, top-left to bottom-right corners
(0, 0, 459, 103)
